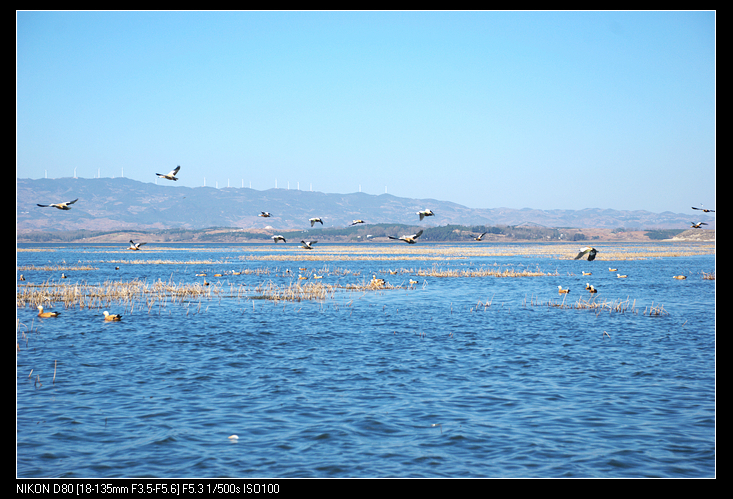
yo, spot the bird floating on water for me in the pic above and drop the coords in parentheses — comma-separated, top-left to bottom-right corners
(388, 230, 424, 244)
(587, 283, 598, 293)
(37, 198, 78, 210)
(582, 271, 592, 276)
(617, 273, 628, 278)
(128, 239, 147, 250)
(259, 212, 272, 218)
(37, 305, 60, 318)
(19, 274, 25, 281)
(692, 204, 715, 213)
(300, 240, 317, 249)
(309, 217, 323, 226)
(417, 209, 434, 221)
(609, 268, 618, 272)
(156, 165, 180, 181)
(673, 275, 687, 280)
(690, 222, 708, 228)
(558, 285, 570, 294)
(349, 220, 365, 226)
(103, 311, 122, 321)
(272, 235, 286, 243)
(371, 275, 386, 287)
(574, 247, 598, 261)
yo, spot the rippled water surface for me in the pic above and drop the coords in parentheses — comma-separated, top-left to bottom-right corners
(16, 242, 716, 477)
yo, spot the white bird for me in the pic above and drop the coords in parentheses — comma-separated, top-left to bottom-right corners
(259, 212, 272, 218)
(692, 204, 715, 213)
(272, 235, 286, 243)
(690, 221, 708, 228)
(417, 209, 434, 221)
(574, 247, 598, 261)
(37, 198, 78, 210)
(349, 220, 365, 226)
(473, 232, 488, 241)
(309, 217, 324, 226)
(128, 239, 147, 250)
(300, 240, 317, 249)
(388, 230, 423, 244)
(156, 165, 180, 181)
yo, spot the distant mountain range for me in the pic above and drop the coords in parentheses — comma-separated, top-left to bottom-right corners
(17, 177, 715, 233)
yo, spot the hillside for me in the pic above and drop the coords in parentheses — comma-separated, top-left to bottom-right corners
(17, 177, 715, 236)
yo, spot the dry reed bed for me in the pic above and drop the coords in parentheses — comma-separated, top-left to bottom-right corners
(522, 294, 668, 316)
(16, 275, 410, 308)
(414, 264, 555, 278)
(17, 264, 97, 271)
(16, 279, 222, 309)
(233, 243, 714, 261)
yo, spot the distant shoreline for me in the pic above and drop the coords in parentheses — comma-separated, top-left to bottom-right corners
(15, 226, 715, 244)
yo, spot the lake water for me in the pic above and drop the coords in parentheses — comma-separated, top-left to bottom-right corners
(16, 242, 716, 478)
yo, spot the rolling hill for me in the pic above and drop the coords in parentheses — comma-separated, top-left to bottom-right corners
(17, 177, 714, 235)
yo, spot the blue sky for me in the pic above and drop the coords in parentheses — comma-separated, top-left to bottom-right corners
(17, 11, 715, 213)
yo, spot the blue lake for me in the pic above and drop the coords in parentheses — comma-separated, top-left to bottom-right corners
(16, 242, 716, 477)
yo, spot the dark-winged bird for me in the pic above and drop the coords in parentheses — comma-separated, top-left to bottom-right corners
(574, 247, 598, 261)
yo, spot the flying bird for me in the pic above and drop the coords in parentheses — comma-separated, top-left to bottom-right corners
(259, 212, 272, 218)
(300, 240, 317, 249)
(473, 232, 488, 241)
(37, 305, 60, 318)
(574, 247, 598, 261)
(417, 209, 435, 221)
(690, 222, 708, 228)
(272, 235, 286, 243)
(692, 205, 715, 213)
(349, 220, 365, 226)
(156, 165, 180, 181)
(388, 230, 424, 244)
(37, 198, 78, 210)
(128, 239, 147, 250)
(309, 217, 324, 226)
(103, 311, 122, 321)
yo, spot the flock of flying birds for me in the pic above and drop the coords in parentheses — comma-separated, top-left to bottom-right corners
(32, 165, 714, 308)
(561, 203, 715, 293)
(36, 167, 447, 250)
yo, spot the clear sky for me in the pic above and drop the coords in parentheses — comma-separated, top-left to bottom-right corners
(17, 11, 715, 213)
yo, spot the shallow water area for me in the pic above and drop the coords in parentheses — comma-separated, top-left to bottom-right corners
(17, 242, 715, 477)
